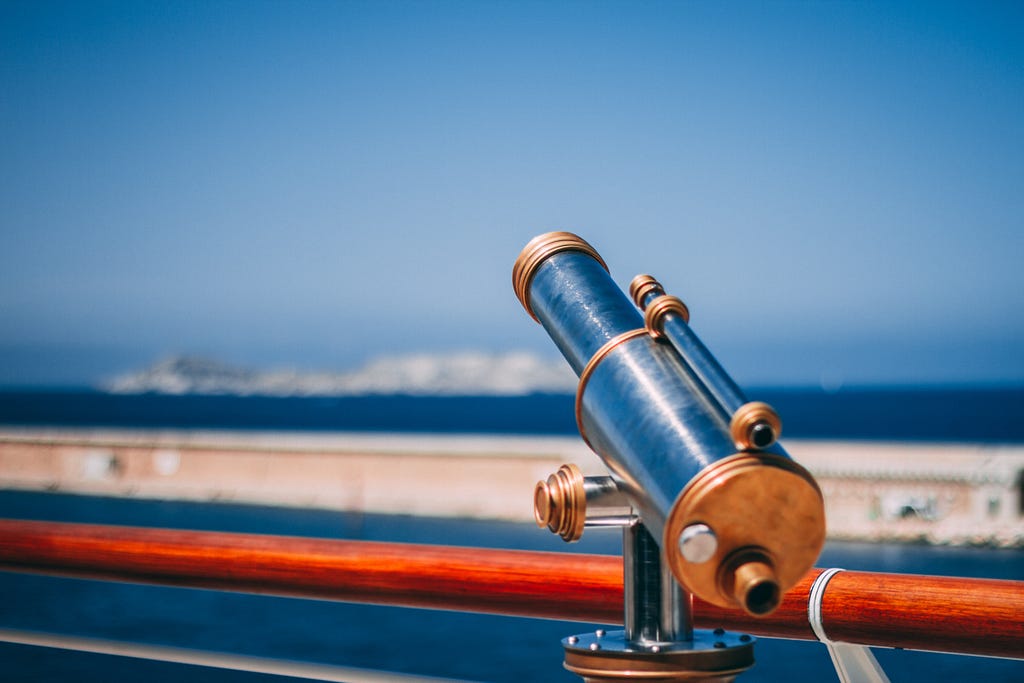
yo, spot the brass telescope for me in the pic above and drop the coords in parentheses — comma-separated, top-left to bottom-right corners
(514, 232, 826, 618)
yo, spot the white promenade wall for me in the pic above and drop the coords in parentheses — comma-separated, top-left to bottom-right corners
(1, 429, 1021, 547)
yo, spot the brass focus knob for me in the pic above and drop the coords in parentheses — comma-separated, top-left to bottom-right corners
(534, 463, 587, 542)
(730, 401, 782, 450)
(628, 274, 665, 309)
(644, 295, 691, 336)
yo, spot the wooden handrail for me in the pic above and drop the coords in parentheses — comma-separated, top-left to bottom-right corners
(0, 519, 1019, 659)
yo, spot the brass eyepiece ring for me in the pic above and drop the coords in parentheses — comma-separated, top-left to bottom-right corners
(730, 401, 782, 450)
(575, 329, 650, 451)
(628, 274, 664, 310)
(534, 463, 586, 542)
(513, 232, 608, 322)
(644, 295, 690, 338)
(718, 548, 781, 617)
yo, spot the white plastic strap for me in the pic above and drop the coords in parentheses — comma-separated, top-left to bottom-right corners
(808, 568, 891, 683)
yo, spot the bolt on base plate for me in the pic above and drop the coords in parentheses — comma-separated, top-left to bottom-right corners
(563, 629, 755, 682)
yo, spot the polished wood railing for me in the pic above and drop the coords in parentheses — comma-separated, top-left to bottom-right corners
(0, 519, 1019, 659)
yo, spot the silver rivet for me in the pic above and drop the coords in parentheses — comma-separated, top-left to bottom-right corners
(678, 523, 718, 563)
(650, 645, 661, 653)
(568, 636, 579, 644)
(595, 629, 606, 637)
(590, 643, 601, 651)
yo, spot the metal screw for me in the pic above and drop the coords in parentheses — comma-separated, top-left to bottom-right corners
(740, 634, 752, 642)
(679, 524, 718, 563)
(595, 629, 606, 637)
(650, 645, 661, 653)
(713, 628, 725, 636)
(568, 636, 579, 645)
(714, 641, 726, 649)
(590, 643, 601, 651)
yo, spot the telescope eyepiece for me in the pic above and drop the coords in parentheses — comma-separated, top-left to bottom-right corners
(722, 551, 782, 616)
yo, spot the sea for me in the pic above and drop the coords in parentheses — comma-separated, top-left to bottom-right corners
(0, 386, 1022, 682)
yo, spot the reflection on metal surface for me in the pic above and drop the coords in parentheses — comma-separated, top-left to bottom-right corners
(573, 328, 650, 451)
(624, 523, 691, 644)
(678, 523, 718, 564)
(630, 274, 746, 419)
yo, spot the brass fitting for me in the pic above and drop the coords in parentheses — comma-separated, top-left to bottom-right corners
(720, 550, 781, 617)
(664, 453, 825, 616)
(628, 274, 665, 310)
(513, 232, 608, 322)
(730, 401, 782, 451)
(644, 295, 691, 337)
(534, 463, 587, 542)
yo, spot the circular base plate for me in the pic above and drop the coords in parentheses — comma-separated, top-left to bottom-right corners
(563, 629, 755, 682)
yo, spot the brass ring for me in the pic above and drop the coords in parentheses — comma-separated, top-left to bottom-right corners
(628, 274, 664, 310)
(533, 463, 586, 542)
(730, 401, 782, 450)
(512, 232, 608, 322)
(574, 329, 649, 451)
(644, 295, 690, 338)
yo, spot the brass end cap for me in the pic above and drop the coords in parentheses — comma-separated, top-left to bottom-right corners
(628, 274, 664, 310)
(664, 453, 825, 616)
(534, 463, 586, 542)
(513, 232, 608, 322)
(720, 550, 781, 616)
(730, 401, 782, 450)
(643, 295, 690, 338)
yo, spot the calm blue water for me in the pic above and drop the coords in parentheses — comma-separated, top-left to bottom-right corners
(0, 389, 1022, 681)
(1, 386, 1024, 442)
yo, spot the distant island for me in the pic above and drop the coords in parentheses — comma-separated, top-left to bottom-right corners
(102, 352, 578, 396)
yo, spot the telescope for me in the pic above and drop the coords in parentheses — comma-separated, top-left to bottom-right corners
(514, 232, 826, 681)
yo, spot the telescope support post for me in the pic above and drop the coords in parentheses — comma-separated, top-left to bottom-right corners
(624, 522, 691, 644)
(546, 472, 756, 682)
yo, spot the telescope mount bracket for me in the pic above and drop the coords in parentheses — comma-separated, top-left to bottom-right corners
(536, 465, 756, 682)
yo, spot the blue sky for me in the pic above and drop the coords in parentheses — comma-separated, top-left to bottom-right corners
(1, 0, 1022, 388)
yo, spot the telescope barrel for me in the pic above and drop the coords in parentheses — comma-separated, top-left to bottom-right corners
(513, 232, 826, 616)
(513, 233, 636, 374)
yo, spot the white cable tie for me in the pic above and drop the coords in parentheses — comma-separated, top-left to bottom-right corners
(808, 567, 891, 683)
(808, 567, 845, 643)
